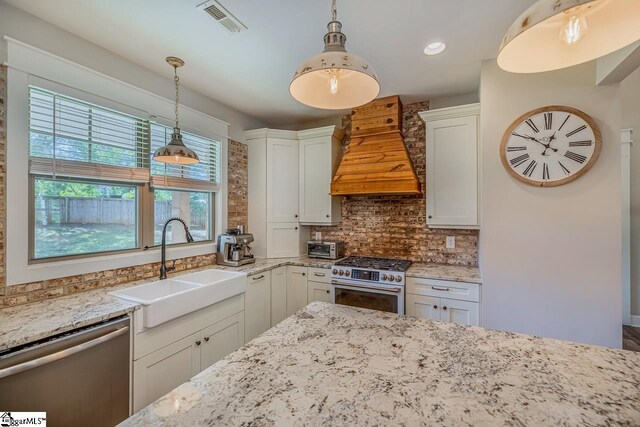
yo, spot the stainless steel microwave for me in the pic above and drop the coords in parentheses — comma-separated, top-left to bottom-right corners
(307, 241, 345, 259)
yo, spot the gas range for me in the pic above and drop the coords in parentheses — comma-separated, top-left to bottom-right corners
(330, 257, 412, 315)
(331, 256, 412, 286)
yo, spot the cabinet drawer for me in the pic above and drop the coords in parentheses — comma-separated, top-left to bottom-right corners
(406, 278, 479, 302)
(307, 267, 331, 284)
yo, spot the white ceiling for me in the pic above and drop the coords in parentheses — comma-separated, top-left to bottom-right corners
(5, 0, 536, 126)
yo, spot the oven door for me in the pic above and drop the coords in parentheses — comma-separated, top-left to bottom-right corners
(331, 281, 404, 314)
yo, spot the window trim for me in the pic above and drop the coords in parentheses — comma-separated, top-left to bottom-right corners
(6, 40, 229, 285)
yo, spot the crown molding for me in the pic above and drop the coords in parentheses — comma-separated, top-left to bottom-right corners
(418, 103, 480, 122)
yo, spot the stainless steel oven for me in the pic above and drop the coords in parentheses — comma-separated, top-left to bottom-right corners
(330, 257, 412, 315)
(331, 280, 404, 314)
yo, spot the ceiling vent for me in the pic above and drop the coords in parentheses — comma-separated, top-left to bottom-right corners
(197, 1, 247, 34)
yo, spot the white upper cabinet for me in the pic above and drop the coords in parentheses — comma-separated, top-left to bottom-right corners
(267, 138, 299, 223)
(247, 129, 307, 258)
(419, 104, 480, 228)
(298, 127, 344, 225)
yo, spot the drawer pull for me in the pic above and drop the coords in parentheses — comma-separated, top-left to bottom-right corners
(314, 273, 325, 277)
(204, 337, 210, 342)
(252, 275, 265, 281)
(431, 286, 450, 292)
(442, 306, 448, 311)
(433, 305, 438, 309)
(196, 340, 201, 346)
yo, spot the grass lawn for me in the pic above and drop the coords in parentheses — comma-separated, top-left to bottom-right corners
(35, 223, 136, 259)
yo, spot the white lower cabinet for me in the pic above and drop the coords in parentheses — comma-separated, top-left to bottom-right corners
(270, 266, 287, 326)
(307, 267, 331, 304)
(287, 266, 308, 316)
(245, 271, 272, 342)
(132, 295, 245, 412)
(406, 278, 480, 326)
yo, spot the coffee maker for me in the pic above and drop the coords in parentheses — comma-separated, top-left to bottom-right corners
(216, 226, 255, 267)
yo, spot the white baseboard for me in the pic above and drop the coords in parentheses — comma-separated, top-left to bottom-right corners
(629, 315, 640, 328)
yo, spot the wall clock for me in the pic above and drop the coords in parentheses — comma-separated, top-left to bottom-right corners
(500, 106, 601, 187)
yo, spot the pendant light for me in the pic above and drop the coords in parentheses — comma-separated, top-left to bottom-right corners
(497, 0, 640, 74)
(153, 57, 199, 165)
(290, 0, 380, 110)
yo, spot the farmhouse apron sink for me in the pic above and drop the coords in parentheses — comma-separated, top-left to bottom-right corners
(109, 269, 247, 328)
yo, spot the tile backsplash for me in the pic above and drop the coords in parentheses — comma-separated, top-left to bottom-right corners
(310, 101, 479, 266)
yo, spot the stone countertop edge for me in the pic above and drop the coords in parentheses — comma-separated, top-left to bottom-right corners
(0, 257, 480, 351)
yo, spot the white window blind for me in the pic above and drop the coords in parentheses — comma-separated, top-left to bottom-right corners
(28, 86, 150, 182)
(149, 122, 220, 192)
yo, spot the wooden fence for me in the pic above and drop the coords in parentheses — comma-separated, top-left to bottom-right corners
(35, 196, 207, 227)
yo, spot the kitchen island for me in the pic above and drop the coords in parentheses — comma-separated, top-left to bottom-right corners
(121, 302, 640, 426)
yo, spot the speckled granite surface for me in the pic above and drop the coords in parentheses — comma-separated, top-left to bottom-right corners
(121, 302, 640, 426)
(407, 262, 481, 284)
(0, 257, 479, 351)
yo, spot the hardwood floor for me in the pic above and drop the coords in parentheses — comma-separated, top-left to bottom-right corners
(623, 326, 640, 352)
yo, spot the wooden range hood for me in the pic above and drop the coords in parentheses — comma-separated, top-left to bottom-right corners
(330, 96, 421, 196)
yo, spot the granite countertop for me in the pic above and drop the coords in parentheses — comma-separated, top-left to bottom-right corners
(0, 256, 479, 351)
(122, 302, 640, 426)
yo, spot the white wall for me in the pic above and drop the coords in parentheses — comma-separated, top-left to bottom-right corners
(0, 1, 264, 142)
(622, 67, 640, 320)
(480, 60, 622, 348)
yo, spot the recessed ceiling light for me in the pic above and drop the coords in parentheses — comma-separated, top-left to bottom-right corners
(423, 42, 446, 56)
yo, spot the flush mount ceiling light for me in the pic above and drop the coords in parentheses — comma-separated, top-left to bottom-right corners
(289, 0, 380, 110)
(498, 0, 640, 74)
(423, 42, 446, 56)
(153, 57, 200, 165)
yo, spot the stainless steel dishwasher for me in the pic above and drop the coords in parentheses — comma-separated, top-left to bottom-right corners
(0, 316, 130, 427)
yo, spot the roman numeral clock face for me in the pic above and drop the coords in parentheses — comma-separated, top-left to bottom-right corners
(500, 106, 601, 187)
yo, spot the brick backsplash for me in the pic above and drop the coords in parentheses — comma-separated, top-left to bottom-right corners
(310, 101, 479, 266)
(0, 65, 252, 307)
(227, 139, 248, 230)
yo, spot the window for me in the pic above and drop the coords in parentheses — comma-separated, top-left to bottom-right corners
(33, 178, 138, 259)
(27, 86, 221, 261)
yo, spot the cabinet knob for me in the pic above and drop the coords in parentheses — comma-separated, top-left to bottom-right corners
(196, 340, 201, 346)
(326, 214, 330, 218)
(326, 290, 330, 294)
(204, 337, 210, 342)
(295, 227, 298, 230)
(302, 272, 306, 276)
(442, 306, 448, 311)
(428, 215, 433, 219)
(295, 214, 298, 218)
(433, 305, 438, 309)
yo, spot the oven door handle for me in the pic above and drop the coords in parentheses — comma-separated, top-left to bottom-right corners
(331, 280, 402, 293)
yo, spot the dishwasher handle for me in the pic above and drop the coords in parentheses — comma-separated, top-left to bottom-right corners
(0, 325, 129, 379)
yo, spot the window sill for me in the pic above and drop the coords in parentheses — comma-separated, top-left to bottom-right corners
(7, 242, 216, 286)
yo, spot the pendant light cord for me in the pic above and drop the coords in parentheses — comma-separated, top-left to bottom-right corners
(332, 0, 337, 21)
(173, 65, 180, 129)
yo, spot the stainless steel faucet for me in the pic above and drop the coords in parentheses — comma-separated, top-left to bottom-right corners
(160, 217, 194, 280)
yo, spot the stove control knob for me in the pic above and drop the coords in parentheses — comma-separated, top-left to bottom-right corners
(395, 276, 402, 282)
(332, 269, 338, 275)
(381, 274, 388, 281)
(339, 270, 344, 276)
(344, 270, 351, 277)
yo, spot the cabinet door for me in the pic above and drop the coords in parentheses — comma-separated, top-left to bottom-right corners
(266, 222, 300, 258)
(299, 138, 332, 224)
(201, 312, 245, 369)
(245, 272, 272, 342)
(426, 115, 478, 227)
(307, 281, 331, 304)
(287, 266, 308, 316)
(406, 294, 441, 321)
(133, 332, 200, 412)
(439, 298, 479, 326)
(271, 266, 287, 326)
(267, 138, 298, 222)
